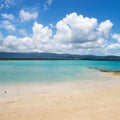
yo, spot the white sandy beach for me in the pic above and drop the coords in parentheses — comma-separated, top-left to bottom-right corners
(0, 72, 120, 120)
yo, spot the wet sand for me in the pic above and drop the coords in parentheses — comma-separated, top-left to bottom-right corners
(0, 73, 120, 120)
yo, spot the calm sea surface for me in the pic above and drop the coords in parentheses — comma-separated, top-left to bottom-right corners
(0, 60, 120, 84)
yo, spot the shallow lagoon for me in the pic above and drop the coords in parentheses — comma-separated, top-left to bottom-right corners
(0, 60, 120, 84)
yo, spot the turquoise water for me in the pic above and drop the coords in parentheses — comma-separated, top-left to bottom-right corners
(0, 60, 120, 84)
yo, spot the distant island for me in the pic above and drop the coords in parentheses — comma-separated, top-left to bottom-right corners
(0, 52, 120, 60)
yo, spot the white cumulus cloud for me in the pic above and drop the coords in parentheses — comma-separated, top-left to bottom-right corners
(32, 21, 53, 52)
(0, 12, 119, 55)
(54, 13, 99, 44)
(112, 33, 120, 43)
(53, 13, 112, 54)
(19, 9, 38, 22)
(98, 20, 113, 36)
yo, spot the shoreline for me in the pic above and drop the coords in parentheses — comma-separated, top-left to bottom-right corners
(0, 70, 120, 100)
(88, 67, 120, 76)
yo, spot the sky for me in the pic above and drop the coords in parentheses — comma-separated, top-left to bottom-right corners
(0, 0, 120, 55)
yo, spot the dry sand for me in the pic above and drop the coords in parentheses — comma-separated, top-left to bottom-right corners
(0, 74, 120, 120)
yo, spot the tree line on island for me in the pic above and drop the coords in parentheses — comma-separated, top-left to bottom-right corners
(0, 52, 120, 60)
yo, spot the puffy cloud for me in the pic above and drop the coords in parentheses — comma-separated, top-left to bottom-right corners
(105, 33, 120, 53)
(1, 13, 14, 20)
(112, 33, 120, 43)
(107, 43, 120, 50)
(103, 33, 120, 55)
(2, 35, 34, 52)
(105, 42, 120, 56)
(0, 22, 53, 52)
(0, 12, 119, 55)
(98, 20, 113, 36)
(0, 20, 16, 32)
(54, 13, 99, 44)
(0, 32, 6, 51)
(4, 35, 18, 47)
(72, 38, 106, 49)
(32, 22, 53, 43)
(53, 13, 112, 54)
(19, 9, 38, 22)
(0, 32, 3, 45)
(32, 22, 53, 52)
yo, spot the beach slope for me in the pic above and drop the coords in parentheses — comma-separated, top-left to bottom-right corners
(0, 75, 120, 120)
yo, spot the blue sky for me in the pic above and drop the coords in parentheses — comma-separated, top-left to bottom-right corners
(0, 0, 120, 55)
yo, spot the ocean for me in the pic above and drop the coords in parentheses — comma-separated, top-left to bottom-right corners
(0, 60, 120, 84)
